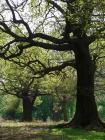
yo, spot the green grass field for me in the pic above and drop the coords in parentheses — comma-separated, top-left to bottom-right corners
(0, 121, 105, 140)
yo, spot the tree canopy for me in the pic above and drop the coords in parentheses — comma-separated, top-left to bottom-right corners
(0, 0, 104, 58)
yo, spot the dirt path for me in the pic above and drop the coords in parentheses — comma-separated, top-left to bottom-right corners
(0, 121, 63, 140)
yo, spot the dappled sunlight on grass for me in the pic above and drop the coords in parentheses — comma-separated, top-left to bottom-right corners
(63, 128, 105, 140)
(0, 120, 59, 127)
(0, 121, 105, 140)
(49, 128, 105, 140)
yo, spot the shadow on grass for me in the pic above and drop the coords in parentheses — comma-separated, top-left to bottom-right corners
(47, 128, 105, 140)
(1, 122, 105, 140)
(25, 128, 105, 140)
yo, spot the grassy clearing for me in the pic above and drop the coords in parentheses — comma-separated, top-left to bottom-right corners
(0, 121, 105, 140)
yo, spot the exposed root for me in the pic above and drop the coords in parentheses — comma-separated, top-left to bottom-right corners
(56, 119, 105, 131)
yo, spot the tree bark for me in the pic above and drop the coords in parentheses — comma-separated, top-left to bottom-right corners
(22, 95, 36, 121)
(69, 41, 103, 128)
(57, 39, 105, 129)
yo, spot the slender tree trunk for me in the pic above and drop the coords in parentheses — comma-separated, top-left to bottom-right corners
(62, 95, 68, 121)
(22, 95, 36, 121)
(69, 43, 103, 128)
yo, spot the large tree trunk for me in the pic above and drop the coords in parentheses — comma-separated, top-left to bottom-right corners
(22, 95, 36, 121)
(58, 41, 105, 129)
(69, 43, 104, 129)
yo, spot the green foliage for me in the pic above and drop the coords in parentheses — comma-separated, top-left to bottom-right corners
(50, 128, 105, 140)
(0, 46, 76, 121)
(0, 95, 21, 119)
(33, 96, 53, 121)
(96, 94, 105, 121)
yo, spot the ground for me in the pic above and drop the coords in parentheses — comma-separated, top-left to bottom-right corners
(0, 120, 105, 140)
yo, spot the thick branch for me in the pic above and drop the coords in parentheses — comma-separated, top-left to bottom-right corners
(46, 0, 65, 15)
(32, 60, 76, 77)
(21, 40, 74, 51)
(30, 33, 66, 44)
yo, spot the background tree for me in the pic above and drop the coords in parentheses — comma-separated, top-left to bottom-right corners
(0, 95, 20, 120)
(0, 61, 38, 121)
(0, 46, 74, 121)
(0, 49, 52, 121)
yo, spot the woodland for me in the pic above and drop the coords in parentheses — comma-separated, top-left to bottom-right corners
(0, 0, 105, 140)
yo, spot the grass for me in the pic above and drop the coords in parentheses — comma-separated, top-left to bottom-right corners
(51, 128, 105, 140)
(0, 120, 105, 140)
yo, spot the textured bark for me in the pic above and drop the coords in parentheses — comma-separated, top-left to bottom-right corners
(69, 41, 104, 128)
(58, 40, 105, 129)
